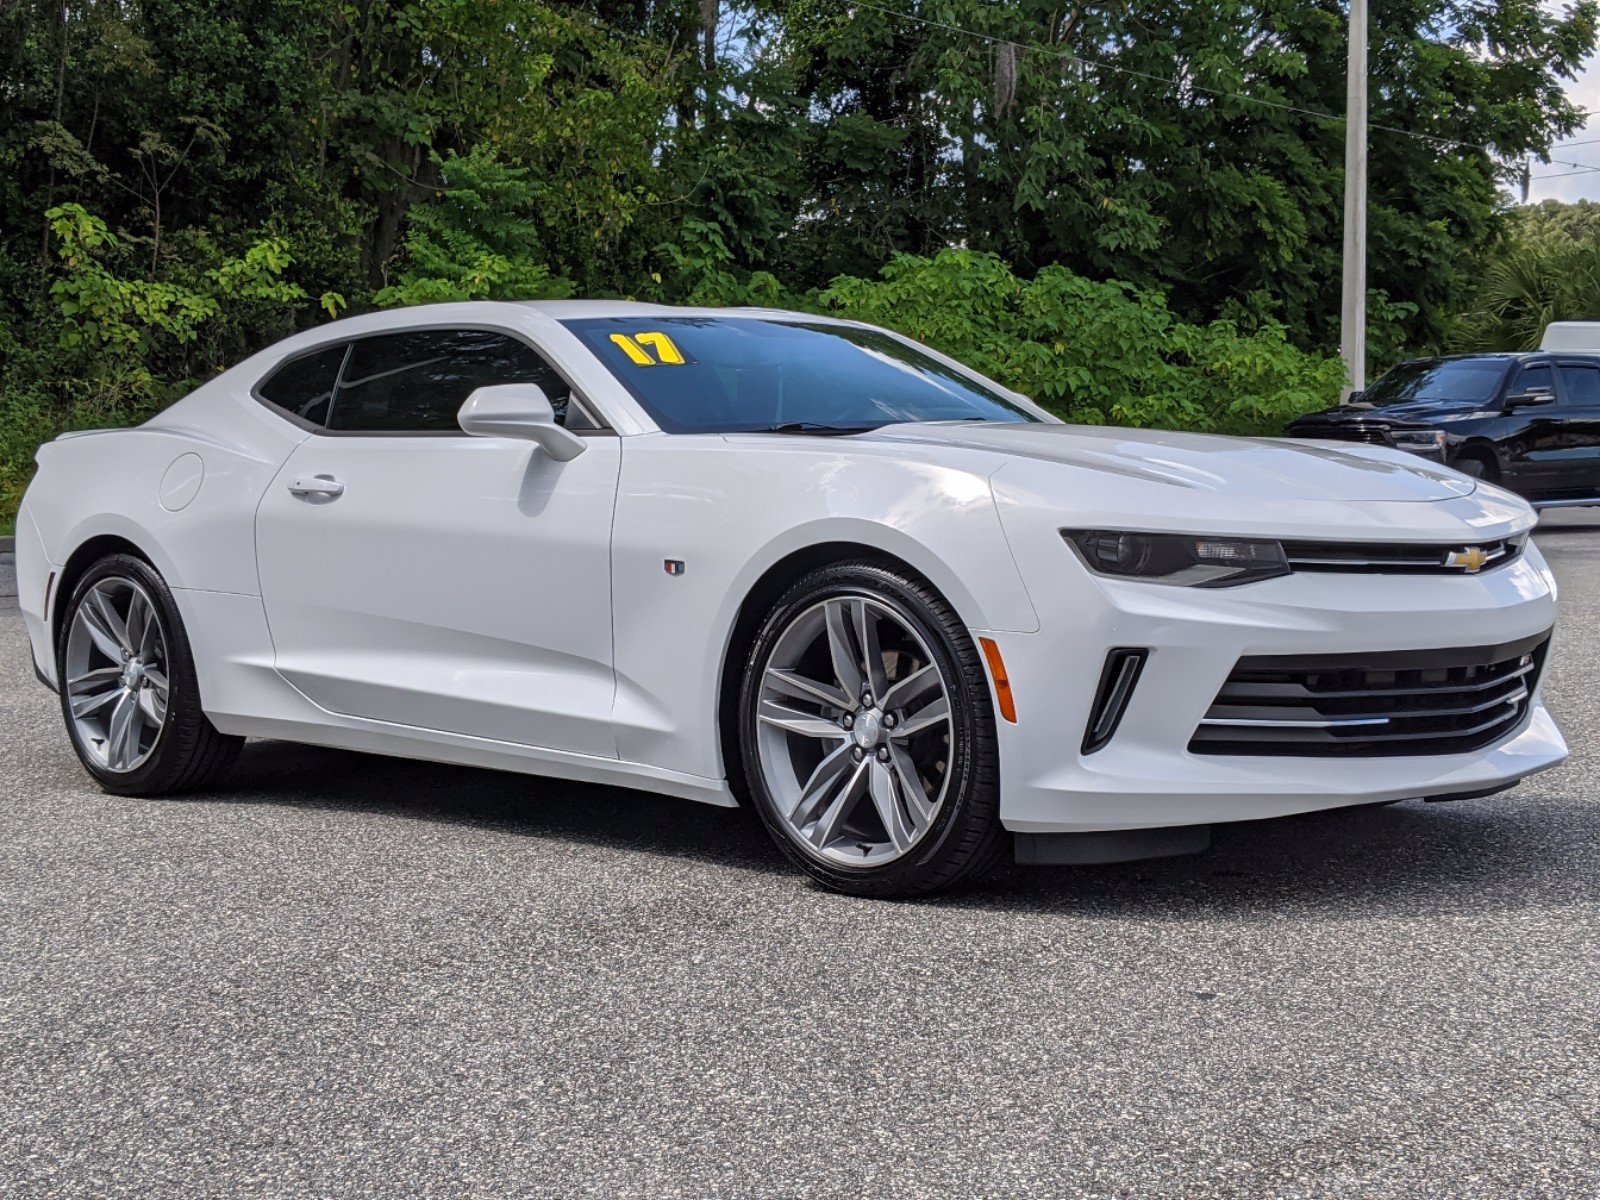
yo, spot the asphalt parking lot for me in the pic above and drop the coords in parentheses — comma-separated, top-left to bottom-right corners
(1, 517, 1597, 1199)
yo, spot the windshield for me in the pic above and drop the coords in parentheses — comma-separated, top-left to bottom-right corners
(1361, 359, 1510, 407)
(563, 316, 1040, 433)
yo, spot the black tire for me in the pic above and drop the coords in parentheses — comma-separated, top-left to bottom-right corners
(56, 553, 242, 796)
(1454, 454, 1496, 483)
(737, 561, 1006, 897)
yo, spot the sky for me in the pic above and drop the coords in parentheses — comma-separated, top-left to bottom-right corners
(1527, 4, 1600, 203)
(1527, 56, 1600, 203)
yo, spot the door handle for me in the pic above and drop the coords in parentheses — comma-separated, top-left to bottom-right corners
(287, 475, 345, 499)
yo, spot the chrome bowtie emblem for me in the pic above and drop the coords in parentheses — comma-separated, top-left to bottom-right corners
(1445, 546, 1489, 572)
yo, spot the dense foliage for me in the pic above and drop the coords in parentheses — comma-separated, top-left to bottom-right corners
(2, 1, 1596, 520)
(1460, 199, 1600, 351)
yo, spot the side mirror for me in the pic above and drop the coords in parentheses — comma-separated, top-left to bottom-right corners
(1506, 387, 1556, 409)
(458, 384, 587, 461)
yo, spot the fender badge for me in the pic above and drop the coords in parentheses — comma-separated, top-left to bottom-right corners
(664, 559, 686, 576)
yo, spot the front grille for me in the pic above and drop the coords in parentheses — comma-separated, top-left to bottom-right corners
(1299, 424, 1392, 446)
(1280, 537, 1524, 575)
(1189, 634, 1548, 757)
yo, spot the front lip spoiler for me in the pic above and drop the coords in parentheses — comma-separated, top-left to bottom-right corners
(1422, 781, 1518, 803)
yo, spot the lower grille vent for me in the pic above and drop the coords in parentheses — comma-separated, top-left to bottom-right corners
(1082, 648, 1148, 754)
(1189, 634, 1548, 757)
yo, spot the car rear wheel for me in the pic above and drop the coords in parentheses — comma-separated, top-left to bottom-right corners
(738, 561, 1005, 897)
(57, 554, 241, 796)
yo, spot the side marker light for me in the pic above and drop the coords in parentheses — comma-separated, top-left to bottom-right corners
(978, 637, 1018, 724)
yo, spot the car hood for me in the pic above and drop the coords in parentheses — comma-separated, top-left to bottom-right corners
(866, 422, 1477, 503)
(1290, 398, 1490, 426)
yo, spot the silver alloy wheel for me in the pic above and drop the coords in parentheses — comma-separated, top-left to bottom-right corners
(755, 594, 954, 866)
(64, 577, 171, 773)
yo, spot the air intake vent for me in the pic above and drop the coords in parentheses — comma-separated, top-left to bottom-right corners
(1189, 634, 1548, 758)
(1082, 648, 1148, 754)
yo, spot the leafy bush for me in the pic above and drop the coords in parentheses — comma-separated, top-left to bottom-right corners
(1458, 202, 1600, 351)
(0, 206, 323, 518)
(815, 251, 1344, 433)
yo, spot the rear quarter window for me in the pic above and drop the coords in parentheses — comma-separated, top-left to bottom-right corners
(257, 344, 347, 426)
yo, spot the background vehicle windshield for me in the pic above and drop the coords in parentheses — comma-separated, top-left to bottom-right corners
(563, 316, 1039, 433)
(1361, 359, 1510, 407)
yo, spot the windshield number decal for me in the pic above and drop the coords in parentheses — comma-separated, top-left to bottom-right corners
(609, 331, 686, 366)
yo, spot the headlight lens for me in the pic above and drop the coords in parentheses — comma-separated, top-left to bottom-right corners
(1062, 530, 1291, 587)
(1391, 429, 1447, 452)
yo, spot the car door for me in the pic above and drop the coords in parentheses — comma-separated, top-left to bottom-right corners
(1497, 360, 1563, 496)
(1549, 360, 1600, 495)
(253, 326, 622, 757)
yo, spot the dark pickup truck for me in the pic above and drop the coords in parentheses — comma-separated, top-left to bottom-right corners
(1285, 352, 1600, 508)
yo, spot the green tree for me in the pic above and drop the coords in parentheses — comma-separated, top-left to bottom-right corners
(721, 0, 1596, 355)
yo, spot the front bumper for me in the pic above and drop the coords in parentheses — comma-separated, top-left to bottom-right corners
(982, 495, 1565, 833)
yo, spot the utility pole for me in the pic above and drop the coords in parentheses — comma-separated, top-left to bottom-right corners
(1339, 0, 1368, 401)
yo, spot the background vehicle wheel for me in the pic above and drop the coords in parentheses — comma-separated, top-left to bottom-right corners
(1453, 454, 1496, 483)
(738, 561, 1005, 897)
(56, 554, 242, 796)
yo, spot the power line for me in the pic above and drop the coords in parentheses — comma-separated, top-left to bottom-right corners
(1531, 165, 1600, 180)
(846, 1, 1594, 173)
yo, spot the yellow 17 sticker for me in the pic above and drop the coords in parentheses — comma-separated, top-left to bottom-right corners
(609, 331, 686, 366)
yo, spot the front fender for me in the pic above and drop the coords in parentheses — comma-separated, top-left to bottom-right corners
(608, 435, 1040, 779)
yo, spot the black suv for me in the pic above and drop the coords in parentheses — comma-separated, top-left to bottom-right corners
(1285, 352, 1600, 507)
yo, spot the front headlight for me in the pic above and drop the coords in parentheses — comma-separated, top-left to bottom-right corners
(1391, 429, 1447, 453)
(1062, 530, 1291, 587)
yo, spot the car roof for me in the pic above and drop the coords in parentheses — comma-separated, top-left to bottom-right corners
(226, 300, 863, 375)
(518, 299, 834, 322)
(1394, 351, 1600, 366)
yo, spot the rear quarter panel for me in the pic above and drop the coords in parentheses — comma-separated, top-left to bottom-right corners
(20, 378, 305, 683)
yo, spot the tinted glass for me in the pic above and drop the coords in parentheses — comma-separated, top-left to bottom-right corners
(1360, 358, 1510, 407)
(258, 343, 346, 426)
(562, 317, 1038, 433)
(328, 329, 593, 433)
(1559, 364, 1600, 405)
(1512, 363, 1553, 397)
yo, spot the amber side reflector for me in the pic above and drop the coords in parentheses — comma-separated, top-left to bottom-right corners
(978, 637, 1018, 724)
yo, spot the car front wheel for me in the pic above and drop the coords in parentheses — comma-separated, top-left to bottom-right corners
(738, 561, 1005, 897)
(1454, 455, 1495, 482)
(56, 553, 242, 796)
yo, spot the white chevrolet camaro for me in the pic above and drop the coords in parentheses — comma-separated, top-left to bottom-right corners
(16, 302, 1567, 895)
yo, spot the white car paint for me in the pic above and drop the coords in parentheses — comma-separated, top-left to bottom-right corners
(257, 434, 622, 757)
(16, 300, 1567, 833)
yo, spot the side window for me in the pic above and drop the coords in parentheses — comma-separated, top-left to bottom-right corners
(1558, 363, 1600, 405)
(1511, 363, 1553, 399)
(257, 343, 347, 426)
(326, 329, 599, 433)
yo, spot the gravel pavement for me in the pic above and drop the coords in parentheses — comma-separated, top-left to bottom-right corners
(1, 515, 1596, 1198)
